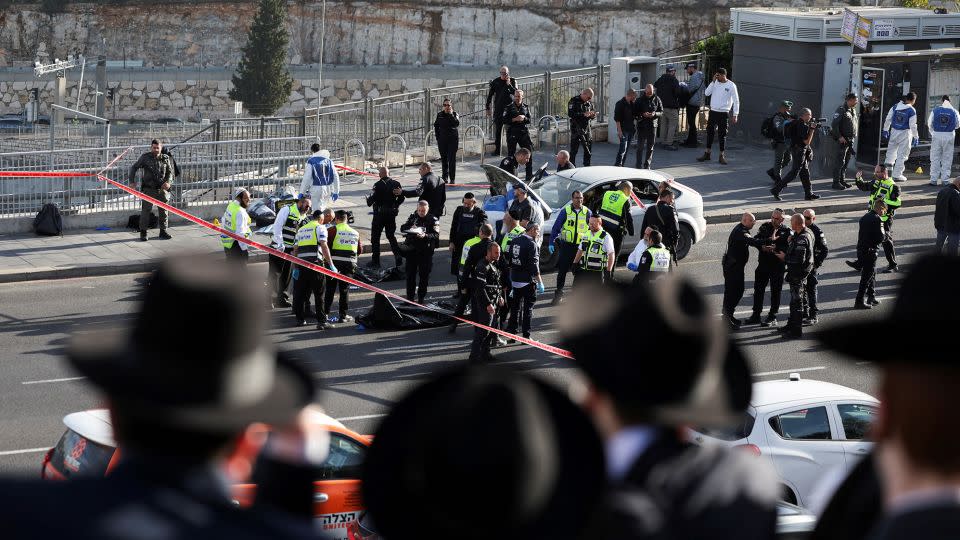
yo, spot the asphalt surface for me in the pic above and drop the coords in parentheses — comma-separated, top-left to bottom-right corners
(0, 204, 938, 475)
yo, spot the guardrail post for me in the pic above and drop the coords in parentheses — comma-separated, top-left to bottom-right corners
(597, 64, 606, 123)
(213, 120, 221, 181)
(366, 98, 374, 160)
(258, 117, 265, 175)
(299, 111, 307, 137)
(423, 87, 432, 157)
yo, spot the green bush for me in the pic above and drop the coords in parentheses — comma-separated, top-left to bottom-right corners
(694, 32, 734, 77)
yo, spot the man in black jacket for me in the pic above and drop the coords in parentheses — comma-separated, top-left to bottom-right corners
(639, 185, 679, 261)
(403, 162, 445, 219)
(469, 242, 504, 363)
(502, 90, 534, 180)
(485, 66, 517, 156)
(766, 101, 795, 184)
(743, 209, 790, 328)
(654, 65, 682, 150)
(568, 88, 597, 167)
(772, 108, 820, 201)
(450, 223, 494, 334)
(802, 208, 829, 324)
(366, 166, 405, 268)
(935, 177, 960, 254)
(506, 223, 544, 340)
(854, 200, 887, 310)
(401, 201, 441, 303)
(776, 214, 815, 339)
(448, 192, 488, 294)
(634, 84, 663, 169)
(129, 139, 175, 241)
(613, 89, 637, 167)
(832, 93, 859, 190)
(721, 212, 763, 328)
(433, 98, 460, 183)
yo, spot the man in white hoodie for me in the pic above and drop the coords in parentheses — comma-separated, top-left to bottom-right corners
(927, 95, 960, 186)
(697, 67, 739, 165)
(882, 92, 919, 183)
(300, 143, 340, 209)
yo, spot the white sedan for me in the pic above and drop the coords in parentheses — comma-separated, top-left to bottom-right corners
(480, 164, 707, 269)
(688, 374, 879, 511)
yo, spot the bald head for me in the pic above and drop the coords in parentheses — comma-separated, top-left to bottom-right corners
(741, 212, 756, 229)
(790, 213, 805, 232)
(803, 208, 816, 223)
(644, 84, 654, 97)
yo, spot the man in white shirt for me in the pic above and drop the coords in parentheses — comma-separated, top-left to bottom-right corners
(300, 143, 340, 209)
(626, 226, 654, 272)
(697, 67, 740, 165)
(221, 187, 252, 266)
(268, 193, 311, 307)
(927, 95, 960, 186)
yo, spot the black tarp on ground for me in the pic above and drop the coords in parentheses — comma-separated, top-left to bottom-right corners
(357, 293, 455, 330)
(353, 265, 405, 284)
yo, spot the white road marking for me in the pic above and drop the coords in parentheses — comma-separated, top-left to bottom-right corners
(0, 447, 48, 456)
(753, 366, 826, 377)
(22, 376, 87, 385)
(336, 413, 387, 422)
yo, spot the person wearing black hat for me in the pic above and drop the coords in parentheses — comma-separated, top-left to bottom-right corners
(560, 277, 779, 540)
(774, 213, 815, 339)
(815, 254, 960, 540)
(765, 101, 795, 184)
(853, 199, 887, 309)
(0, 256, 322, 539)
(362, 364, 606, 540)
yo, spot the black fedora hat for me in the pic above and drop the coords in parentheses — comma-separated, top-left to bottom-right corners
(362, 365, 605, 540)
(67, 255, 316, 433)
(818, 254, 960, 363)
(559, 277, 752, 427)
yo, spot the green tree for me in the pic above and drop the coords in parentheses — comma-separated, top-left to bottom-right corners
(694, 32, 735, 77)
(900, 0, 930, 8)
(229, 0, 293, 116)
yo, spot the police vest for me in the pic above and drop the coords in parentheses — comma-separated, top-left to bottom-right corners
(868, 179, 901, 221)
(598, 191, 629, 229)
(560, 204, 589, 245)
(330, 222, 360, 264)
(890, 105, 915, 131)
(281, 204, 305, 248)
(501, 225, 526, 251)
(220, 200, 249, 249)
(295, 220, 322, 260)
(460, 236, 482, 266)
(646, 245, 671, 273)
(581, 229, 610, 271)
(933, 106, 959, 132)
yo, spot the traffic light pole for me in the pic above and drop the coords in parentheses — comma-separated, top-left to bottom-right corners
(95, 56, 106, 118)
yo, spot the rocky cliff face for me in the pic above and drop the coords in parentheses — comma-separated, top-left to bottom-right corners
(0, 0, 837, 68)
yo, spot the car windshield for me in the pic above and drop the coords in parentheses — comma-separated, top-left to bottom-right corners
(527, 174, 591, 210)
(48, 428, 115, 478)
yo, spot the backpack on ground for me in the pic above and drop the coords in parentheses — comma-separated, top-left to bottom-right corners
(126, 213, 158, 230)
(760, 116, 777, 139)
(33, 203, 63, 236)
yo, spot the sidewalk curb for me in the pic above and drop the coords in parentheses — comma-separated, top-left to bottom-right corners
(703, 193, 935, 224)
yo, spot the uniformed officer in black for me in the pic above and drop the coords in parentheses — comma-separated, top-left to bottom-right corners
(402, 162, 446, 219)
(776, 214, 815, 339)
(802, 209, 829, 324)
(448, 192, 488, 296)
(853, 199, 887, 310)
(434, 98, 460, 183)
(850, 166, 901, 273)
(765, 101, 795, 184)
(500, 147, 533, 182)
(506, 223, 544, 341)
(502, 89, 534, 181)
(832, 93, 858, 190)
(772, 108, 821, 202)
(485, 66, 517, 156)
(568, 88, 597, 167)
(639, 184, 678, 262)
(743, 209, 791, 328)
(721, 213, 764, 328)
(450, 224, 494, 334)
(469, 242, 504, 363)
(400, 200, 441, 303)
(365, 166, 405, 268)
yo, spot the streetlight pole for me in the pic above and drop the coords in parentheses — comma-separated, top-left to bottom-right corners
(316, 0, 326, 137)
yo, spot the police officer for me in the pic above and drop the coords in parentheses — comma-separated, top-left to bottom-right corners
(640, 184, 680, 262)
(403, 163, 446, 219)
(802, 208, 829, 325)
(449, 192, 488, 297)
(572, 214, 616, 286)
(568, 88, 597, 167)
(495, 210, 526, 336)
(634, 229, 671, 284)
(129, 139, 175, 242)
(721, 213, 764, 328)
(401, 201, 441, 303)
(776, 214, 814, 339)
(502, 89, 534, 181)
(743, 209, 790, 328)
(269, 193, 310, 307)
(469, 242, 504, 363)
(220, 187, 252, 265)
(324, 210, 362, 324)
(549, 190, 591, 305)
(766, 101, 795, 184)
(596, 181, 634, 264)
(849, 165, 902, 273)
(485, 66, 517, 156)
(293, 209, 336, 329)
(832, 93, 858, 190)
(434, 98, 460, 183)
(366, 166, 405, 268)
(506, 223, 544, 341)
(499, 147, 533, 181)
(772, 108, 820, 201)
(853, 200, 887, 310)
(450, 223, 495, 334)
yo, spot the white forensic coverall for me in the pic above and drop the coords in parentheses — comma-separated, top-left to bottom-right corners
(300, 149, 340, 210)
(882, 102, 919, 180)
(927, 100, 960, 186)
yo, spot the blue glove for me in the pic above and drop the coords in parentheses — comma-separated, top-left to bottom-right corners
(536, 282, 546, 295)
(882, 130, 890, 139)
(627, 262, 638, 272)
(291, 268, 300, 280)
(912, 137, 919, 147)
(331, 193, 339, 202)
(548, 244, 555, 255)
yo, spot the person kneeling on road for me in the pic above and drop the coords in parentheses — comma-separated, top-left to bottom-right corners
(573, 214, 616, 287)
(324, 210, 362, 324)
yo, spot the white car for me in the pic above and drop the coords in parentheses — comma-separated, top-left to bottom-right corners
(480, 164, 707, 268)
(688, 374, 879, 510)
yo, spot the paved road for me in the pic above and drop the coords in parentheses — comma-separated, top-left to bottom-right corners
(0, 205, 939, 475)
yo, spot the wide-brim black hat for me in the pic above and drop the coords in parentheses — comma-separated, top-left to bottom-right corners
(362, 365, 605, 540)
(559, 277, 752, 428)
(67, 255, 317, 433)
(817, 253, 960, 364)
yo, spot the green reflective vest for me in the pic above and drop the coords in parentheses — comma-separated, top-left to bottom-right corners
(501, 225, 526, 251)
(581, 229, 610, 271)
(281, 204, 305, 247)
(868, 178, 901, 222)
(460, 236, 483, 266)
(560, 203, 589, 245)
(598, 190, 629, 229)
(220, 200, 249, 249)
(295, 220, 322, 260)
(330, 222, 360, 264)
(646, 245, 671, 273)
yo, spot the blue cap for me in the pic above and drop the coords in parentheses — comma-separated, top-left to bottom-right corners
(298, 193, 311, 200)
(666, 64, 676, 71)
